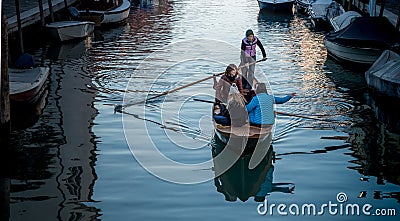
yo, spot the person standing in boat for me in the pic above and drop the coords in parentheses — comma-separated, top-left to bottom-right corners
(240, 29, 267, 90)
(213, 64, 244, 104)
(246, 83, 295, 127)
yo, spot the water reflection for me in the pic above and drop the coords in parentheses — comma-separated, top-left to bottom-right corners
(212, 134, 294, 202)
(348, 93, 400, 187)
(257, 10, 294, 23)
(10, 89, 48, 130)
(324, 55, 400, 199)
(47, 40, 91, 61)
(8, 40, 101, 220)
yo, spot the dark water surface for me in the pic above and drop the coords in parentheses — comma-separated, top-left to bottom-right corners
(4, 0, 400, 220)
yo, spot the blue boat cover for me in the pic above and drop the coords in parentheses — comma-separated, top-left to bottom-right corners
(15, 53, 35, 68)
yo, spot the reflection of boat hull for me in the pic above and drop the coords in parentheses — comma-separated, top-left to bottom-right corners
(11, 89, 48, 130)
(47, 40, 89, 60)
(213, 134, 275, 202)
(258, 10, 294, 23)
(9, 67, 50, 104)
(258, 0, 294, 11)
(46, 21, 95, 42)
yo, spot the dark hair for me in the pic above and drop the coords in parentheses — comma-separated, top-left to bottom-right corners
(225, 64, 237, 76)
(246, 29, 254, 37)
(256, 83, 268, 94)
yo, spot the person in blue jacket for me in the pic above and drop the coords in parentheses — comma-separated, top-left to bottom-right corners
(246, 83, 295, 127)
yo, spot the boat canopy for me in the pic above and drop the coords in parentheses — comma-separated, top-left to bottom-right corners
(330, 11, 361, 32)
(366, 50, 400, 86)
(325, 17, 400, 49)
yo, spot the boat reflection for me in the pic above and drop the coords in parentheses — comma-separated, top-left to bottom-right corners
(324, 56, 400, 189)
(257, 9, 294, 23)
(10, 89, 48, 130)
(347, 92, 400, 187)
(212, 133, 294, 202)
(47, 39, 92, 61)
(8, 46, 101, 220)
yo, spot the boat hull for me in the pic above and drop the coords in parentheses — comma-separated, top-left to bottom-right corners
(9, 67, 50, 104)
(258, 0, 294, 11)
(295, 0, 313, 11)
(213, 116, 273, 155)
(324, 38, 383, 65)
(365, 50, 400, 97)
(77, 0, 131, 25)
(46, 21, 95, 42)
(79, 11, 105, 27)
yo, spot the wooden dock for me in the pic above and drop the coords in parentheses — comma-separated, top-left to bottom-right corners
(352, 0, 399, 29)
(7, 0, 77, 33)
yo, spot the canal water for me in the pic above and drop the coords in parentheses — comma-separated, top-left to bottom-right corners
(5, 0, 400, 220)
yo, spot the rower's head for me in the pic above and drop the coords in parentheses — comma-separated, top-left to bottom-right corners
(256, 83, 268, 94)
(245, 29, 254, 42)
(225, 64, 238, 78)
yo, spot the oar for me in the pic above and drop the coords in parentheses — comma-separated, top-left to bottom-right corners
(193, 98, 341, 123)
(275, 111, 341, 123)
(115, 59, 265, 112)
(193, 98, 215, 104)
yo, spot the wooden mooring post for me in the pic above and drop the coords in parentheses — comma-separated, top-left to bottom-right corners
(379, 0, 385, 17)
(347, 0, 352, 11)
(48, 0, 55, 22)
(38, 0, 46, 27)
(397, 6, 400, 31)
(1, 16, 11, 146)
(15, 0, 24, 54)
(0, 177, 10, 221)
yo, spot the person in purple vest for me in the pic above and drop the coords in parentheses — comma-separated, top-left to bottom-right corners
(240, 29, 267, 90)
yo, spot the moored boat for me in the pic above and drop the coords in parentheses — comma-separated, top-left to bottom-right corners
(308, 0, 344, 28)
(365, 50, 400, 97)
(324, 17, 400, 66)
(46, 21, 95, 42)
(295, 0, 315, 13)
(329, 11, 361, 32)
(76, 0, 131, 25)
(9, 67, 50, 104)
(78, 11, 105, 27)
(257, 0, 295, 12)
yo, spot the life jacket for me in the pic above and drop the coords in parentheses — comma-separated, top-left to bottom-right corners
(242, 36, 258, 57)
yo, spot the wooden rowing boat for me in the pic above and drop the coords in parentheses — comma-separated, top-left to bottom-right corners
(212, 73, 273, 144)
(212, 102, 273, 145)
(9, 67, 50, 104)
